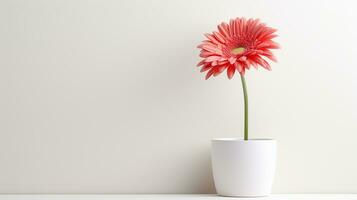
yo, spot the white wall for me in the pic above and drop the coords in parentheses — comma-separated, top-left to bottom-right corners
(1, 0, 357, 194)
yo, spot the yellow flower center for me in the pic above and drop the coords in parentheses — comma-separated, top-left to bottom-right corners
(231, 47, 245, 55)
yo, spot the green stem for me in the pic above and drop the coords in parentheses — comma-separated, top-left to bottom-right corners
(240, 74, 249, 140)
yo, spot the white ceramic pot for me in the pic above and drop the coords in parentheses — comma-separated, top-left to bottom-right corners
(211, 138, 276, 197)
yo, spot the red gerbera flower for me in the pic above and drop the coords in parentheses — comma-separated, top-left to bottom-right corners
(197, 18, 280, 79)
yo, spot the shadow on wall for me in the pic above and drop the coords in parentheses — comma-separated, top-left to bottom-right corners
(117, 31, 216, 192)
(194, 149, 216, 193)
(145, 37, 217, 193)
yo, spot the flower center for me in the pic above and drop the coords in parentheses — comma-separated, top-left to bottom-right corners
(231, 47, 245, 55)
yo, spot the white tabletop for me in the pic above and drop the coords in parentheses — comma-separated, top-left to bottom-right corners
(0, 194, 356, 200)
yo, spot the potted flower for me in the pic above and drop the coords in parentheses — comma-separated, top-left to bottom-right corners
(197, 18, 280, 197)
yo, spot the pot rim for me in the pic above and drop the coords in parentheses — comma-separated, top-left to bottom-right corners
(212, 138, 275, 142)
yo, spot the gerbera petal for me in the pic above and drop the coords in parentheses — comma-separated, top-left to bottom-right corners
(252, 55, 272, 70)
(218, 57, 228, 62)
(229, 57, 237, 64)
(245, 18, 253, 34)
(239, 56, 247, 61)
(200, 64, 212, 72)
(235, 62, 244, 73)
(241, 61, 250, 70)
(205, 33, 222, 45)
(238, 63, 245, 75)
(229, 19, 236, 36)
(260, 34, 277, 41)
(249, 19, 260, 34)
(213, 31, 226, 44)
(213, 66, 227, 77)
(241, 18, 247, 34)
(234, 18, 240, 35)
(197, 41, 213, 48)
(223, 23, 232, 37)
(197, 60, 206, 67)
(227, 66, 236, 79)
(260, 50, 278, 62)
(197, 43, 215, 50)
(266, 54, 277, 62)
(238, 18, 244, 35)
(252, 23, 267, 39)
(205, 68, 216, 80)
(218, 23, 230, 38)
(247, 58, 259, 69)
(200, 51, 218, 58)
(261, 59, 271, 70)
(204, 56, 222, 62)
(199, 44, 223, 54)
(257, 28, 277, 40)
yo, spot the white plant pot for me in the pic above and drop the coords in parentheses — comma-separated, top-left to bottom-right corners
(211, 138, 276, 197)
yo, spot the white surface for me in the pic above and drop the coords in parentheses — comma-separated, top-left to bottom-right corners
(212, 139, 276, 196)
(0, 195, 357, 200)
(1, 0, 357, 194)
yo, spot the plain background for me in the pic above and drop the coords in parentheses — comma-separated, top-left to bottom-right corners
(1, 0, 357, 194)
